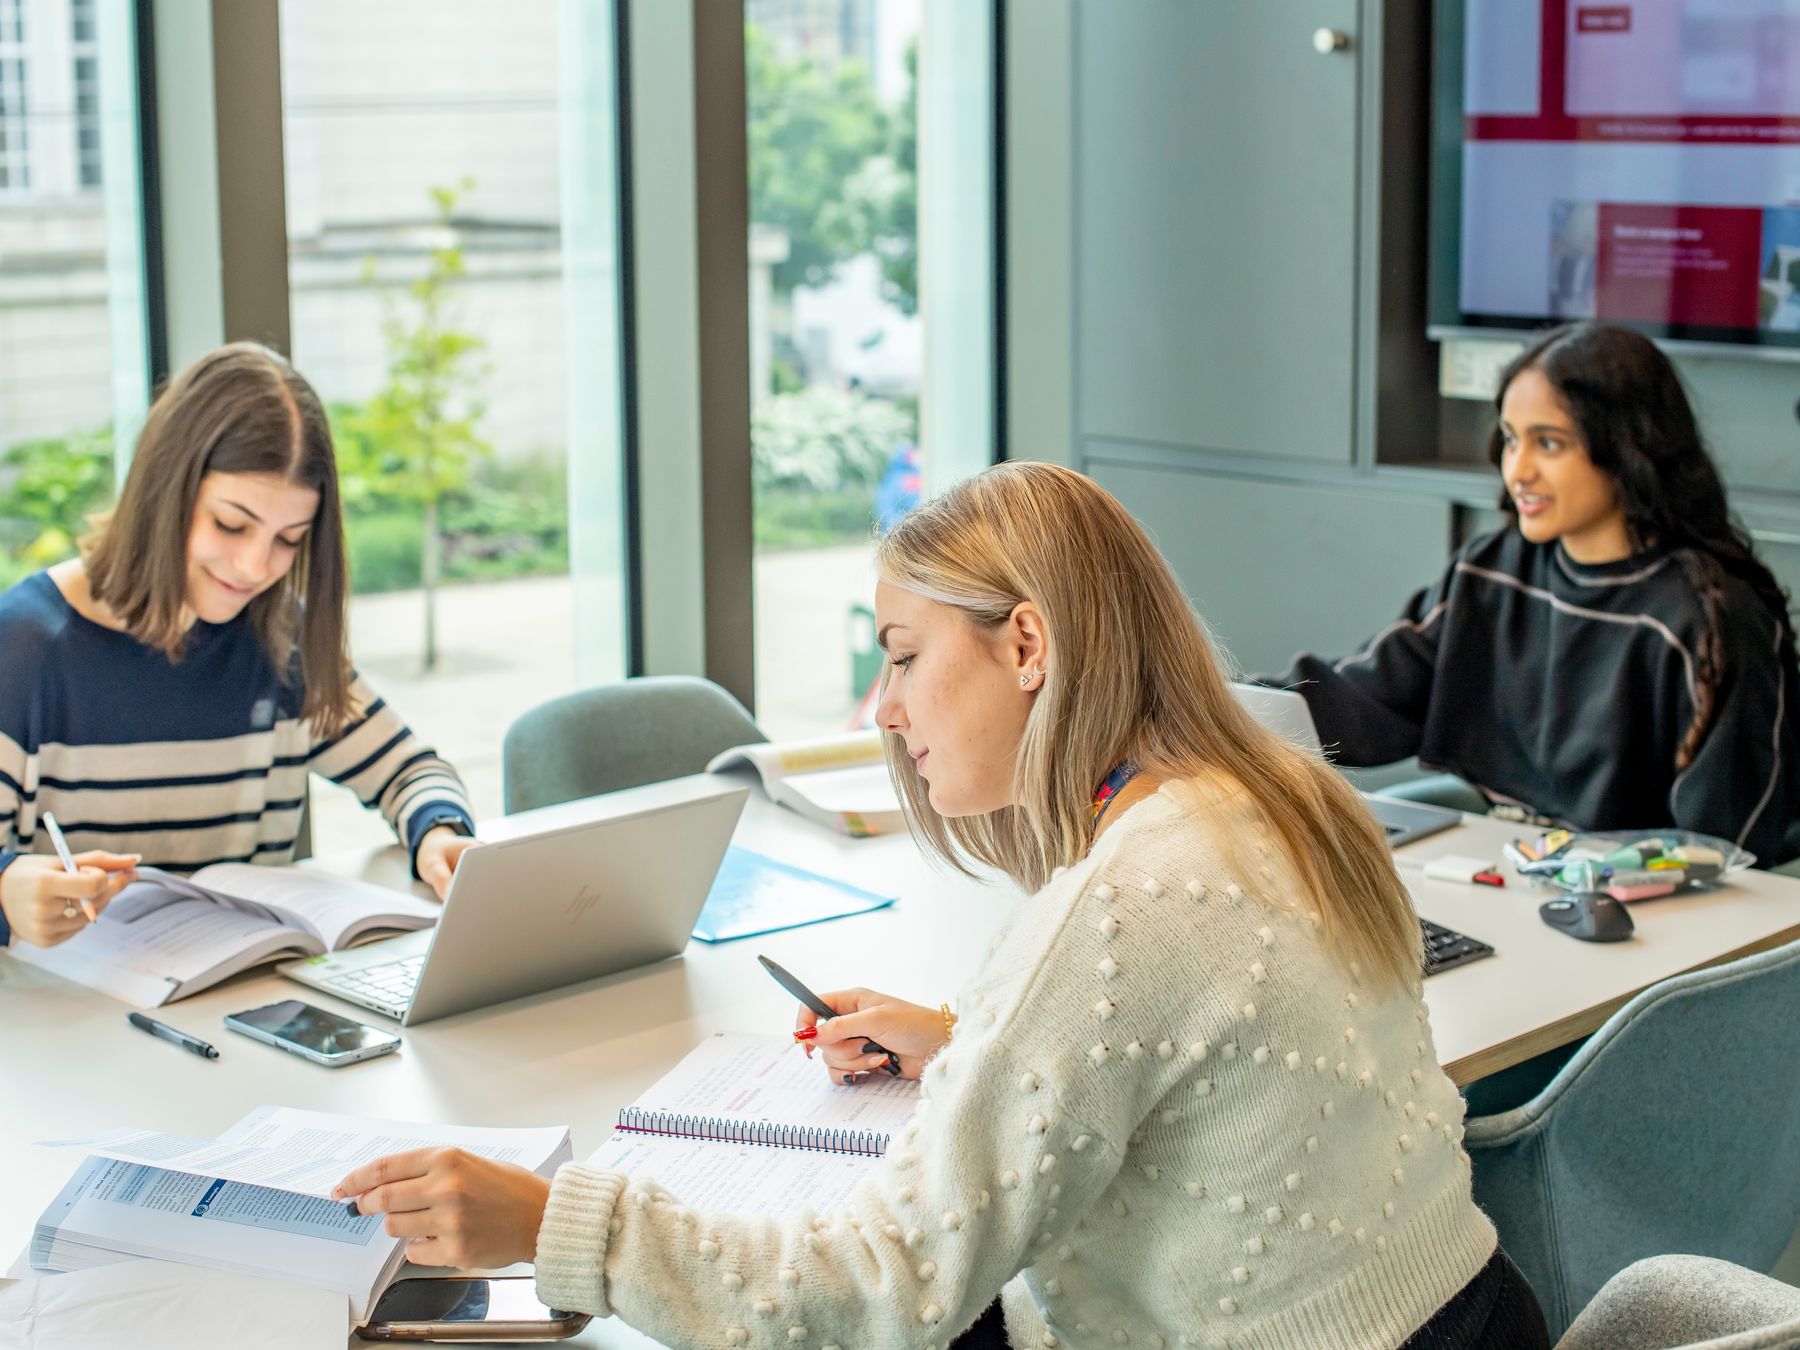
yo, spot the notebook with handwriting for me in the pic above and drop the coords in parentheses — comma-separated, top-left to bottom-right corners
(588, 1032, 922, 1214)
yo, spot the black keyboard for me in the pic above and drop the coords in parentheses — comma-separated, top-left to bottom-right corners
(1421, 917, 1494, 976)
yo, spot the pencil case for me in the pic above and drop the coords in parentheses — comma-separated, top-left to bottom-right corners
(1506, 828, 1751, 899)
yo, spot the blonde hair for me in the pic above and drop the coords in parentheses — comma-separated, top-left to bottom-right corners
(876, 461, 1421, 991)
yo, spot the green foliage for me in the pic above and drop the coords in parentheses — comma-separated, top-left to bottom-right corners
(751, 386, 914, 495)
(753, 487, 877, 552)
(859, 39, 917, 316)
(332, 179, 492, 515)
(330, 180, 493, 666)
(438, 453, 568, 580)
(345, 454, 569, 595)
(0, 426, 114, 577)
(745, 23, 889, 293)
(345, 511, 425, 593)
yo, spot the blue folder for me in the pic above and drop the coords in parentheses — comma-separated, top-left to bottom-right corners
(691, 846, 896, 943)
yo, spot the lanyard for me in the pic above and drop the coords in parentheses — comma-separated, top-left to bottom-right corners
(1091, 760, 1141, 827)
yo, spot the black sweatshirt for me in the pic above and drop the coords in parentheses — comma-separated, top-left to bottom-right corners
(1265, 528, 1799, 866)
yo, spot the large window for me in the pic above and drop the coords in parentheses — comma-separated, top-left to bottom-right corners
(746, 0, 994, 740)
(0, 0, 149, 596)
(279, 0, 628, 847)
(0, 0, 25, 193)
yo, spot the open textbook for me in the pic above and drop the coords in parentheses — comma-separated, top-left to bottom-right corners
(7, 863, 439, 1007)
(31, 1105, 573, 1325)
(707, 731, 903, 837)
(587, 1032, 922, 1215)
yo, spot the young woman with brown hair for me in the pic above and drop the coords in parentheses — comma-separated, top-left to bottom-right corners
(1270, 321, 1799, 864)
(0, 343, 476, 950)
(336, 462, 1544, 1349)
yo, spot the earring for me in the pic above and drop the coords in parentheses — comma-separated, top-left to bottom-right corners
(1020, 666, 1046, 690)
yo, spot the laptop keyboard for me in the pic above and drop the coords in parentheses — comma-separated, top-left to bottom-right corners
(1421, 918, 1494, 976)
(320, 953, 424, 1013)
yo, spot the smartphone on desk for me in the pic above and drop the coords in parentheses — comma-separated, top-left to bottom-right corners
(223, 998, 402, 1067)
(357, 1276, 592, 1341)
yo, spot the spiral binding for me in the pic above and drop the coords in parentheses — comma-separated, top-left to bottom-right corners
(616, 1107, 889, 1157)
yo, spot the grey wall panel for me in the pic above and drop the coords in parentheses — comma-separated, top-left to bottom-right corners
(1074, 0, 1360, 463)
(1677, 356, 1800, 497)
(1090, 459, 1453, 676)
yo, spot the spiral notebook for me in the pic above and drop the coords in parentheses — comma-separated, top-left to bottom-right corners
(586, 1032, 922, 1215)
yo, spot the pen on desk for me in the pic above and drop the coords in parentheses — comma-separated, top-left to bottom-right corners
(757, 954, 902, 1078)
(41, 812, 95, 923)
(127, 1011, 219, 1060)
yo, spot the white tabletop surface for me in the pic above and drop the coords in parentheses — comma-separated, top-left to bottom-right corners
(3, 776, 1797, 1346)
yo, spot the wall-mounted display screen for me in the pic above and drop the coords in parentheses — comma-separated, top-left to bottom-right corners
(1431, 0, 1800, 355)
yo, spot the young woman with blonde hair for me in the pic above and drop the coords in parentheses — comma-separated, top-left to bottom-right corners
(337, 462, 1544, 1348)
(0, 343, 477, 950)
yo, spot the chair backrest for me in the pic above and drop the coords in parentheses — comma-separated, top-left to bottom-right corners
(502, 676, 766, 814)
(1465, 939, 1800, 1340)
(1556, 1255, 1800, 1350)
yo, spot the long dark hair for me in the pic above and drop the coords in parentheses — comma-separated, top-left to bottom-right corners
(84, 342, 354, 735)
(1486, 322, 1798, 771)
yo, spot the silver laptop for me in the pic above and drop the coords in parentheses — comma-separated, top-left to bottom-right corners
(1230, 683, 1462, 847)
(281, 776, 748, 1026)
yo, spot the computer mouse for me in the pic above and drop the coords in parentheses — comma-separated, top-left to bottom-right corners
(1539, 891, 1635, 943)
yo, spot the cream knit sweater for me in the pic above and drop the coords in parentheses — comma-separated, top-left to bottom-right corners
(535, 776, 1496, 1349)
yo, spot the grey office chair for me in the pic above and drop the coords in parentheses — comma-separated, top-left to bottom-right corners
(1465, 939, 1800, 1341)
(1556, 1255, 1800, 1350)
(502, 676, 766, 814)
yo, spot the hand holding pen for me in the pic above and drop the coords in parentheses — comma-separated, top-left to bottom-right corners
(759, 955, 951, 1084)
(0, 814, 138, 949)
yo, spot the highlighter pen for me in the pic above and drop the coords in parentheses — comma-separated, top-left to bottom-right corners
(757, 954, 902, 1078)
(127, 1012, 220, 1060)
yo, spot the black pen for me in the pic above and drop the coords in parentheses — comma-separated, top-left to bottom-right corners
(757, 954, 902, 1078)
(127, 1012, 219, 1060)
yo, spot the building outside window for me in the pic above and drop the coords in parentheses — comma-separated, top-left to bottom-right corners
(0, 0, 147, 605)
(0, 0, 28, 194)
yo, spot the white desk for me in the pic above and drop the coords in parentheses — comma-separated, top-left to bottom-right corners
(3, 780, 1798, 1346)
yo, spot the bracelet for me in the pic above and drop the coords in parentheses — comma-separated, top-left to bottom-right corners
(939, 1002, 957, 1043)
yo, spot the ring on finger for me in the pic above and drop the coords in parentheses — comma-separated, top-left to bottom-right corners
(62, 903, 78, 919)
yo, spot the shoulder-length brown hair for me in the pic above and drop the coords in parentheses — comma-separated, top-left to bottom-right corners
(877, 461, 1422, 992)
(84, 342, 354, 736)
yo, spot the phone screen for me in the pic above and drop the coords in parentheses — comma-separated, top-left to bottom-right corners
(370, 1277, 565, 1325)
(227, 999, 400, 1057)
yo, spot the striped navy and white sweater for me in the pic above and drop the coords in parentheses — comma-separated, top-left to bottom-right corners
(1266, 528, 1799, 865)
(0, 572, 474, 946)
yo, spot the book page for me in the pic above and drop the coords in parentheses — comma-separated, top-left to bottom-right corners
(41, 1105, 573, 1200)
(107, 869, 285, 927)
(782, 762, 900, 818)
(188, 863, 439, 949)
(623, 1033, 921, 1146)
(588, 1132, 879, 1216)
(8, 899, 316, 1006)
(31, 1157, 400, 1321)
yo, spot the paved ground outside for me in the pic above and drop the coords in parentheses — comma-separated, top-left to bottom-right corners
(308, 542, 878, 855)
